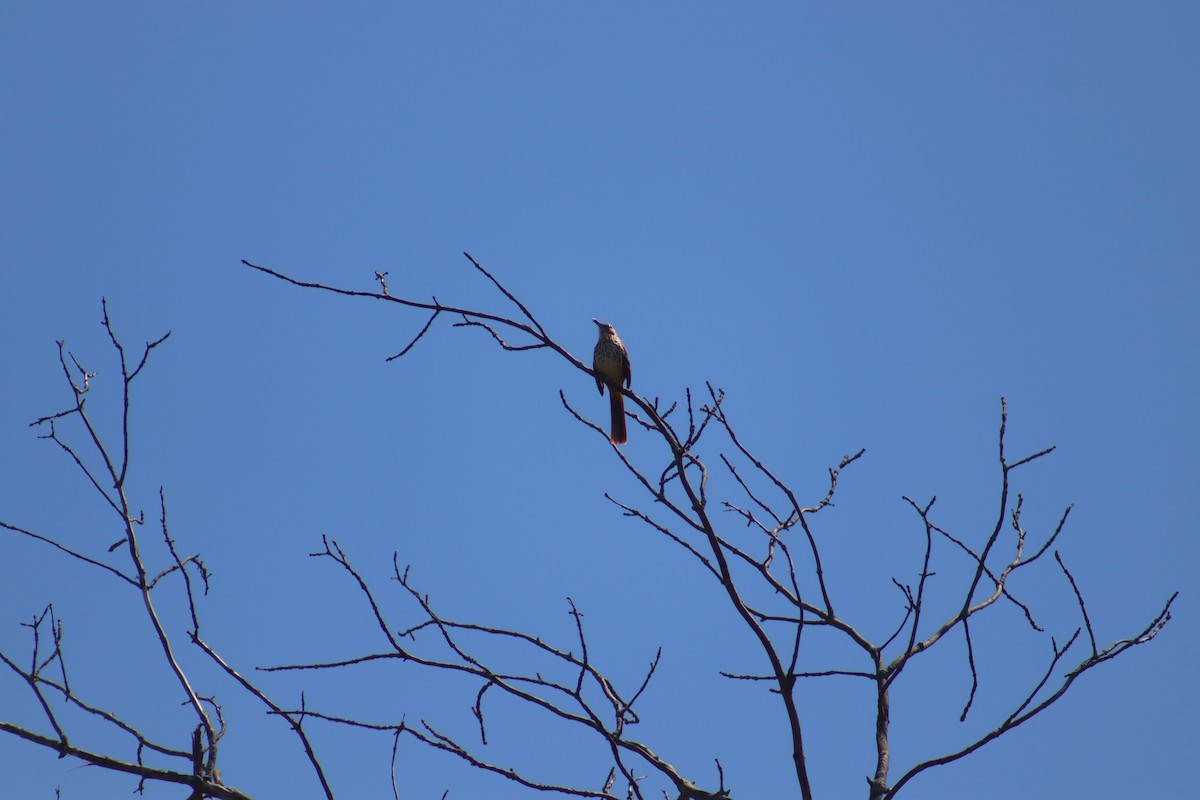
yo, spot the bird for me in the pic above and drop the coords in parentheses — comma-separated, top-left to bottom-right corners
(592, 319, 631, 444)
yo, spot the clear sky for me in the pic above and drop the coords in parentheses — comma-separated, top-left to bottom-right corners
(1, 4, 1195, 799)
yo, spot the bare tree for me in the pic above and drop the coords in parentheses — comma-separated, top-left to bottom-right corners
(0, 257, 1176, 799)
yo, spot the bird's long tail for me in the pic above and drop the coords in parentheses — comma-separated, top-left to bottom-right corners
(608, 388, 627, 444)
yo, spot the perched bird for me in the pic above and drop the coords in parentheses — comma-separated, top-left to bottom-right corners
(592, 319, 632, 444)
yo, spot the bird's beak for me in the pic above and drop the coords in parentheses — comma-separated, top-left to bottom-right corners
(592, 318, 603, 327)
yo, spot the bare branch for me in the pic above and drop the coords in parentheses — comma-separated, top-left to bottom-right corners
(0, 521, 135, 585)
(386, 307, 441, 361)
(0, 722, 251, 800)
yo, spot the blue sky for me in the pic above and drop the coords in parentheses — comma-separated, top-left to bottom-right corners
(1, 4, 1196, 799)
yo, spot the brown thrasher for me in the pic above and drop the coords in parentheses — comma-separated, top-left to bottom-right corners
(592, 319, 631, 444)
